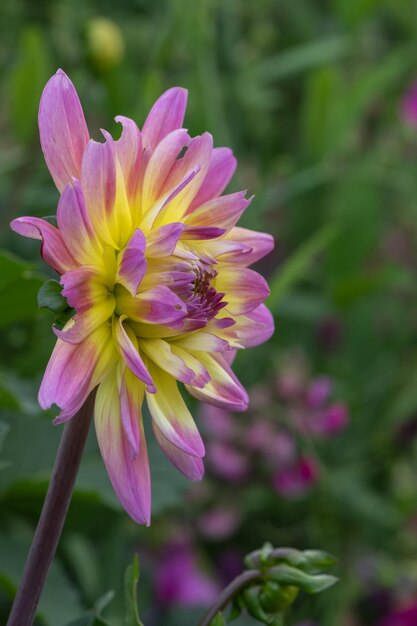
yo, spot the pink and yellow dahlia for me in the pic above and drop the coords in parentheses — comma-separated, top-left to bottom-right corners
(11, 70, 274, 525)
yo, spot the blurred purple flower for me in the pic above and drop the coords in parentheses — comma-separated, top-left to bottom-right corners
(273, 455, 319, 497)
(154, 541, 219, 607)
(400, 80, 417, 127)
(206, 441, 250, 482)
(201, 404, 237, 441)
(378, 601, 417, 626)
(198, 506, 241, 540)
(306, 376, 332, 408)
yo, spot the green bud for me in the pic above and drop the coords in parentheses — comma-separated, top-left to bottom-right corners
(242, 586, 272, 624)
(259, 581, 299, 612)
(210, 613, 227, 626)
(267, 565, 338, 594)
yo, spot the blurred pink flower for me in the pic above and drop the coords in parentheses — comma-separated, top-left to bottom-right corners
(201, 404, 237, 441)
(306, 376, 332, 408)
(198, 505, 240, 540)
(273, 455, 319, 498)
(206, 441, 250, 482)
(400, 80, 417, 126)
(154, 541, 219, 607)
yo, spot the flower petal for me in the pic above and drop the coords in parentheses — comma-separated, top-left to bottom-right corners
(141, 339, 199, 386)
(116, 228, 147, 296)
(215, 267, 270, 315)
(39, 69, 89, 192)
(224, 227, 275, 265)
(10, 216, 76, 273)
(232, 304, 274, 348)
(114, 317, 156, 392)
(61, 267, 107, 313)
(53, 298, 115, 344)
(120, 367, 145, 457)
(185, 191, 251, 231)
(186, 353, 248, 412)
(146, 223, 185, 257)
(57, 181, 102, 265)
(125, 286, 187, 328)
(152, 421, 205, 480)
(95, 369, 151, 525)
(187, 147, 237, 212)
(172, 331, 230, 352)
(39, 324, 116, 422)
(142, 87, 188, 150)
(145, 365, 205, 457)
(114, 116, 144, 208)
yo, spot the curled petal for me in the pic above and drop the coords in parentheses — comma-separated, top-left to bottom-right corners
(224, 227, 275, 265)
(141, 338, 199, 386)
(114, 116, 144, 206)
(39, 325, 116, 422)
(186, 353, 248, 412)
(146, 223, 185, 257)
(146, 366, 205, 457)
(53, 298, 115, 344)
(187, 147, 237, 212)
(152, 421, 204, 480)
(185, 191, 251, 231)
(154, 133, 213, 224)
(125, 286, 187, 328)
(116, 229, 147, 296)
(95, 370, 151, 525)
(142, 87, 188, 150)
(114, 317, 156, 392)
(182, 226, 225, 240)
(172, 331, 230, 352)
(215, 267, 270, 316)
(57, 181, 102, 265)
(61, 267, 107, 313)
(10, 217, 76, 274)
(232, 304, 275, 348)
(141, 129, 189, 213)
(39, 69, 89, 192)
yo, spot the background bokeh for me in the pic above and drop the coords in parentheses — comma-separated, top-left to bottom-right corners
(1, 1, 417, 625)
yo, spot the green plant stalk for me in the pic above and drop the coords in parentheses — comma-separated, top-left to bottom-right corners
(6, 391, 96, 626)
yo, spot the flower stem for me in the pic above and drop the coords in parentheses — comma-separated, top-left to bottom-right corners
(6, 391, 96, 626)
(198, 570, 261, 626)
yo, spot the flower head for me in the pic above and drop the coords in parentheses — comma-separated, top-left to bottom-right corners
(11, 70, 274, 525)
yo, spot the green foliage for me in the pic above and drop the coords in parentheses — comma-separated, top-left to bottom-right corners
(0, 253, 44, 328)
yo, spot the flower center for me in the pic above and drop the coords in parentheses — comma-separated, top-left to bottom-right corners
(177, 260, 226, 327)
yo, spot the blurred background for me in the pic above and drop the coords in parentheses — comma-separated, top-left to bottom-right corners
(1, 1, 417, 625)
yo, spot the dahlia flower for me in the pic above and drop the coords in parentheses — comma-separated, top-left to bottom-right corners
(11, 70, 274, 524)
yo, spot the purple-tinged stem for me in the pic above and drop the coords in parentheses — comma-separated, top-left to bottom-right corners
(199, 570, 261, 626)
(6, 391, 96, 626)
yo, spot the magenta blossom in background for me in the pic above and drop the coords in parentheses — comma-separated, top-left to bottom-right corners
(206, 441, 250, 482)
(378, 601, 417, 626)
(154, 540, 219, 607)
(400, 80, 417, 127)
(273, 455, 319, 498)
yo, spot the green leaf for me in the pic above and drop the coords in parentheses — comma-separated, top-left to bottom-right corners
(210, 612, 227, 626)
(8, 27, 50, 144)
(38, 280, 69, 314)
(124, 555, 144, 626)
(0, 533, 83, 626)
(0, 252, 44, 328)
(267, 225, 337, 312)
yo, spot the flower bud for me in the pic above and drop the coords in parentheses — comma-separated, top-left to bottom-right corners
(86, 18, 125, 73)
